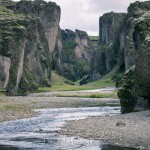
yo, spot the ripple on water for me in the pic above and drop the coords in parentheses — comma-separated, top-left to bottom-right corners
(0, 106, 125, 150)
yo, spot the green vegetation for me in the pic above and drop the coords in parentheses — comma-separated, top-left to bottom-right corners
(134, 20, 150, 42)
(0, 3, 25, 21)
(0, 91, 5, 97)
(2, 104, 16, 110)
(89, 36, 99, 47)
(61, 40, 91, 81)
(117, 66, 137, 114)
(63, 41, 76, 50)
(89, 36, 99, 41)
(87, 78, 115, 88)
(37, 85, 95, 93)
(56, 92, 117, 99)
(37, 71, 115, 93)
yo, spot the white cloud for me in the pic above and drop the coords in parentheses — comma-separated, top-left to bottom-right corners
(50, 0, 147, 35)
(13, 0, 147, 35)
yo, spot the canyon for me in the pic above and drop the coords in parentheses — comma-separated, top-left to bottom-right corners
(0, 0, 150, 113)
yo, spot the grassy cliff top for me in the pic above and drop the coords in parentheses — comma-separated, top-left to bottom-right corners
(89, 36, 99, 41)
(0, 1, 25, 21)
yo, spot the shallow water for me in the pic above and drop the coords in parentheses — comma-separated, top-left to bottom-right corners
(77, 87, 116, 93)
(0, 106, 137, 150)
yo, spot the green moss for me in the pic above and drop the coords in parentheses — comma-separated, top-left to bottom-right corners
(128, 1, 150, 13)
(114, 73, 125, 88)
(64, 80, 75, 85)
(18, 76, 29, 95)
(117, 66, 137, 113)
(18, 68, 38, 95)
(6, 65, 17, 95)
(0, 4, 25, 21)
(134, 20, 150, 42)
(0, 0, 15, 7)
(63, 41, 76, 49)
(3, 104, 16, 110)
(56, 92, 117, 99)
(24, 68, 38, 92)
(40, 78, 51, 87)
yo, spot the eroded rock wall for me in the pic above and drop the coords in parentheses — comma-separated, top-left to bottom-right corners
(88, 12, 126, 82)
(134, 17, 150, 110)
(53, 29, 92, 81)
(117, 1, 150, 112)
(0, 0, 60, 95)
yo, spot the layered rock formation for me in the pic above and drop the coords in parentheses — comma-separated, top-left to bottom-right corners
(86, 12, 126, 82)
(117, 1, 150, 112)
(134, 7, 150, 110)
(83, 1, 150, 113)
(0, 0, 60, 95)
(53, 29, 92, 81)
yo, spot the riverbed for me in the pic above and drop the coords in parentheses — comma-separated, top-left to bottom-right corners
(0, 88, 147, 150)
(0, 106, 120, 149)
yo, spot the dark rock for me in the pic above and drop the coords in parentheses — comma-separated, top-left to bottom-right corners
(134, 19, 150, 110)
(117, 66, 137, 113)
(117, 1, 150, 113)
(116, 121, 126, 127)
(88, 12, 126, 82)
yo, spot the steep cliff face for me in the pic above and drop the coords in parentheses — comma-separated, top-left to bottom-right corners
(53, 29, 92, 81)
(118, 1, 150, 112)
(121, 1, 150, 70)
(88, 12, 126, 82)
(12, 0, 61, 53)
(0, 0, 60, 95)
(134, 14, 150, 110)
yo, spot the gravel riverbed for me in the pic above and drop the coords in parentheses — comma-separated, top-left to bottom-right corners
(59, 110, 150, 150)
(0, 96, 119, 123)
(0, 89, 149, 150)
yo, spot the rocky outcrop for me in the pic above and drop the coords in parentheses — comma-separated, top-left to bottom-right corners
(12, 0, 60, 53)
(117, 66, 137, 113)
(117, 1, 150, 113)
(134, 16, 150, 110)
(87, 12, 126, 82)
(53, 29, 92, 81)
(0, 0, 60, 95)
(121, 1, 150, 70)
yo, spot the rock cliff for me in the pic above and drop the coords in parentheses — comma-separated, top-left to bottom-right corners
(117, 1, 150, 113)
(87, 12, 126, 82)
(53, 29, 92, 81)
(134, 5, 150, 110)
(84, 1, 150, 113)
(0, 0, 60, 95)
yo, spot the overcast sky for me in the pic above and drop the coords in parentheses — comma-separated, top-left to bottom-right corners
(14, 0, 146, 35)
(49, 0, 147, 35)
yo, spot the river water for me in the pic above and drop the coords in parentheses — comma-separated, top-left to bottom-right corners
(0, 106, 137, 150)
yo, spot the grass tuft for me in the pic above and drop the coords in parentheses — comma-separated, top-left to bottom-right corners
(56, 92, 117, 99)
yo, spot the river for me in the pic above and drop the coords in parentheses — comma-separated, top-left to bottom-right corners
(0, 87, 139, 150)
(0, 106, 123, 150)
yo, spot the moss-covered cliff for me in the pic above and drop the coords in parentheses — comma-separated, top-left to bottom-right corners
(83, 1, 150, 113)
(0, 0, 60, 95)
(117, 1, 150, 113)
(53, 29, 92, 82)
(84, 12, 126, 83)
